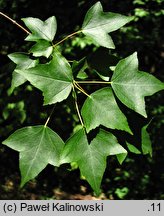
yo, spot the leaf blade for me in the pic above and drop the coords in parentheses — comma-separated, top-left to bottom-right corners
(81, 87, 132, 133)
(8, 52, 38, 91)
(111, 52, 164, 117)
(61, 128, 127, 195)
(2, 125, 65, 186)
(141, 124, 152, 156)
(15, 50, 73, 105)
(82, 2, 132, 48)
(126, 142, 141, 154)
(22, 16, 57, 42)
(30, 40, 53, 58)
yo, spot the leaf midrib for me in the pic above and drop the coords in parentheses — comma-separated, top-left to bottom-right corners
(19, 71, 72, 83)
(87, 147, 98, 191)
(112, 82, 161, 87)
(83, 18, 126, 32)
(22, 127, 45, 183)
(30, 22, 52, 41)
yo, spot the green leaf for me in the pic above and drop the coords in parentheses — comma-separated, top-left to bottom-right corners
(126, 142, 141, 154)
(81, 87, 132, 134)
(22, 16, 57, 42)
(111, 52, 164, 117)
(91, 129, 127, 157)
(30, 40, 53, 58)
(72, 58, 88, 80)
(15, 50, 73, 105)
(8, 53, 38, 91)
(2, 125, 64, 187)
(60, 129, 88, 164)
(88, 48, 119, 81)
(116, 154, 127, 164)
(82, 2, 132, 48)
(61, 129, 127, 195)
(141, 124, 152, 156)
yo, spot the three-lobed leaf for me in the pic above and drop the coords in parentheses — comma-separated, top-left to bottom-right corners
(61, 128, 127, 195)
(81, 87, 132, 134)
(8, 52, 38, 92)
(15, 50, 73, 105)
(2, 125, 65, 187)
(22, 16, 57, 42)
(111, 52, 164, 117)
(82, 1, 132, 48)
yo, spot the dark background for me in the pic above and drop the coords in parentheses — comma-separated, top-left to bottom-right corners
(0, 0, 163, 199)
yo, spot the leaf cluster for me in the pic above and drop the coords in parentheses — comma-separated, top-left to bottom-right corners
(2, 2, 164, 195)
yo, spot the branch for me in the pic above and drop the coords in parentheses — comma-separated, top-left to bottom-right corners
(73, 81, 90, 97)
(53, 30, 81, 47)
(44, 105, 56, 127)
(76, 80, 113, 84)
(0, 12, 30, 34)
(72, 84, 84, 127)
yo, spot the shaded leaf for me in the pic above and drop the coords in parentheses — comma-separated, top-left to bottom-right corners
(8, 53, 38, 92)
(82, 2, 132, 48)
(30, 40, 53, 58)
(15, 50, 73, 105)
(111, 52, 164, 117)
(81, 87, 132, 133)
(22, 16, 57, 42)
(72, 58, 88, 79)
(93, 130, 127, 164)
(141, 124, 152, 156)
(126, 142, 141, 154)
(87, 48, 119, 81)
(77, 70, 88, 80)
(61, 128, 127, 195)
(60, 129, 88, 164)
(2, 126, 64, 187)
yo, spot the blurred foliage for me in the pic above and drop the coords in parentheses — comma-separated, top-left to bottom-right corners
(0, 0, 163, 199)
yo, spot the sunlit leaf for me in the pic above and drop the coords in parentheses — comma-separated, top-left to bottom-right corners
(111, 52, 164, 117)
(82, 2, 132, 48)
(22, 16, 57, 42)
